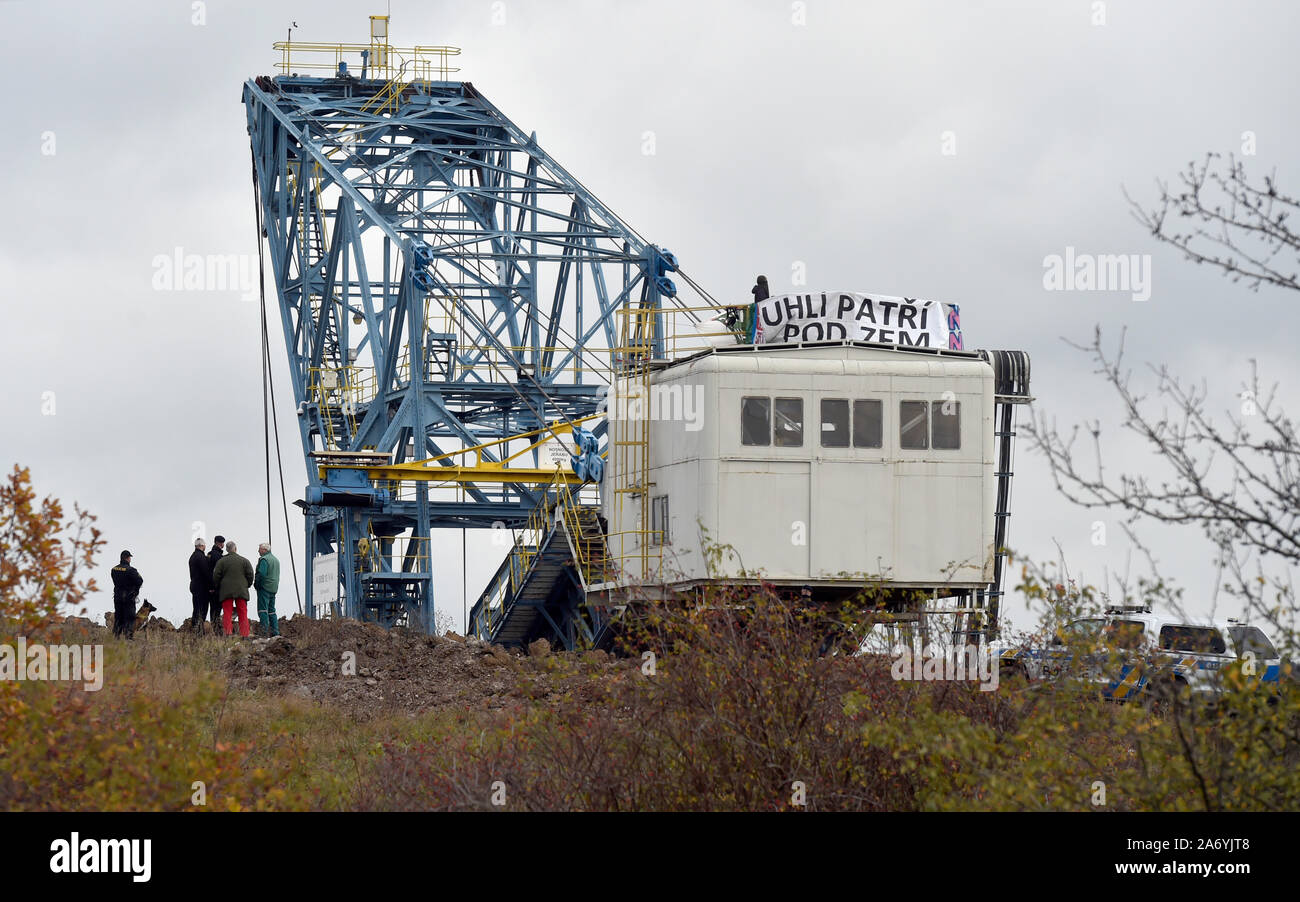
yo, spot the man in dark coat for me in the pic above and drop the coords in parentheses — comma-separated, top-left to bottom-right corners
(212, 540, 256, 638)
(206, 535, 226, 632)
(110, 550, 143, 640)
(188, 538, 212, 633)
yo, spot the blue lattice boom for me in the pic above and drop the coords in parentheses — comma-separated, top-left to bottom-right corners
(243, 62, 700, 631)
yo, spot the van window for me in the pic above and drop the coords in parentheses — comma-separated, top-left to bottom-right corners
(853, 399, 883, 448)
(1159, 625, 1226, 655)
(1105, 620, 1146, 650)
(1058, 618, 1105, 644)
(1227, 626, 1277, 660)
(900, 401, 929, 450)
(820, 399, 850, 448)
(741, 397, 770, 446)
(774, 398, 804, 447)
(932, 401, 961, 450)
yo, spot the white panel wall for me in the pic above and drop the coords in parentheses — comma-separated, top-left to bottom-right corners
(604, 346, 996, 590)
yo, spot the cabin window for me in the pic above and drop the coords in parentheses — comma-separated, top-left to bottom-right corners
(899, 401, 929, 450)
(932, 401, 961, 450)
(820, 399, 850, 448)
(651, 495, 670, 545)
(774, 398, 804, 447)
(899, 400, 960, 450)
(741, 397, 771, 446)
(853, 399, 883, 448)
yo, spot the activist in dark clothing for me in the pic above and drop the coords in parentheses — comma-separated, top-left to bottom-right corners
(206, 536, 226, 631)
(111, 550, 143, 640)
(188, 538, 212, 632)
(736, 275, 769, 341)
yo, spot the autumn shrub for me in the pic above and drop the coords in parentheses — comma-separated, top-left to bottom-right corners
(358, 570, 1300, 811)
(945, 561, 1300, 811)
(0, 465, 102, 633)
(360, 585, 1000, 810)
(0, 664, 317, 811)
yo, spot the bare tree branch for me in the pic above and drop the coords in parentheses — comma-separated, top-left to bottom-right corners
(1024, 328, 1298, 627)
(1125, 152, 1300, 293)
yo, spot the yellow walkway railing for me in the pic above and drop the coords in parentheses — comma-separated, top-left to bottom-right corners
(272, 41, 461, 83)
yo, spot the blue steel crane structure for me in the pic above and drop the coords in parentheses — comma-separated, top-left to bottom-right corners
(243, 25, 700, 635)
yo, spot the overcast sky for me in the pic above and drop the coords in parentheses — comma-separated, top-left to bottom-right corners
(2, 0, 1297, 633)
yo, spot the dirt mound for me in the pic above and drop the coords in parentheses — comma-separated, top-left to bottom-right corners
(224, 616, 627, 718)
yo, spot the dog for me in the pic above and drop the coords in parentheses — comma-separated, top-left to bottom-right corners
(132, 599, 157, 636)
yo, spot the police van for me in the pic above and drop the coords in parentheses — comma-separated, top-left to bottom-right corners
(994, 606, 1286, 702)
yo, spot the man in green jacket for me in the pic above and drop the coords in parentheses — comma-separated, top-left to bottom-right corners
(212, 540, 256, 638)
(254, 542, 282, 638)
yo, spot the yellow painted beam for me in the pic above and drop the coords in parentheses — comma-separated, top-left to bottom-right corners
(318, 465, 584, 486)
(315, 415, 601, 486)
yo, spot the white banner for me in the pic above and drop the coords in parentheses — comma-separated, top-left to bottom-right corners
(755, 292, 953, 349)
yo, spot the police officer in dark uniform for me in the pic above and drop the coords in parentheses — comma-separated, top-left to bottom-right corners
(110, 550, 143, 640)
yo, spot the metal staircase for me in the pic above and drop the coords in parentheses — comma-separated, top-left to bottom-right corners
(472, 529, 576, 647)
(468, 475, 617, 650)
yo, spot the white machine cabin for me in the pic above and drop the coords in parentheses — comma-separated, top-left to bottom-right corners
(600, 342, 997, 593)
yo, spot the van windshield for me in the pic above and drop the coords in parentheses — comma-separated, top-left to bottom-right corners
(1228, 626, 1277, 660)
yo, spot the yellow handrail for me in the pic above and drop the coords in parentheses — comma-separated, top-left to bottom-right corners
(272, 41, 461, 83)
(356, 534, 431, 576)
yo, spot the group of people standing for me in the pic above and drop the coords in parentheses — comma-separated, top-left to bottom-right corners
(187, 536, 282, 638)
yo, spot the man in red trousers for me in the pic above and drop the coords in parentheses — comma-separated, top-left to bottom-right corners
(211, 539, 256, 638)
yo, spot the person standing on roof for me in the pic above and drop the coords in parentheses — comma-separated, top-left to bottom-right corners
(188, 538, 212, 633)
(110, 550, 143, 640)
(745, 275, 770, 342)
(206, 535, 226, 633)
(212, 540, 255, 639)
(254, 542, 281, 638)
(719, 275, 772, 342)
